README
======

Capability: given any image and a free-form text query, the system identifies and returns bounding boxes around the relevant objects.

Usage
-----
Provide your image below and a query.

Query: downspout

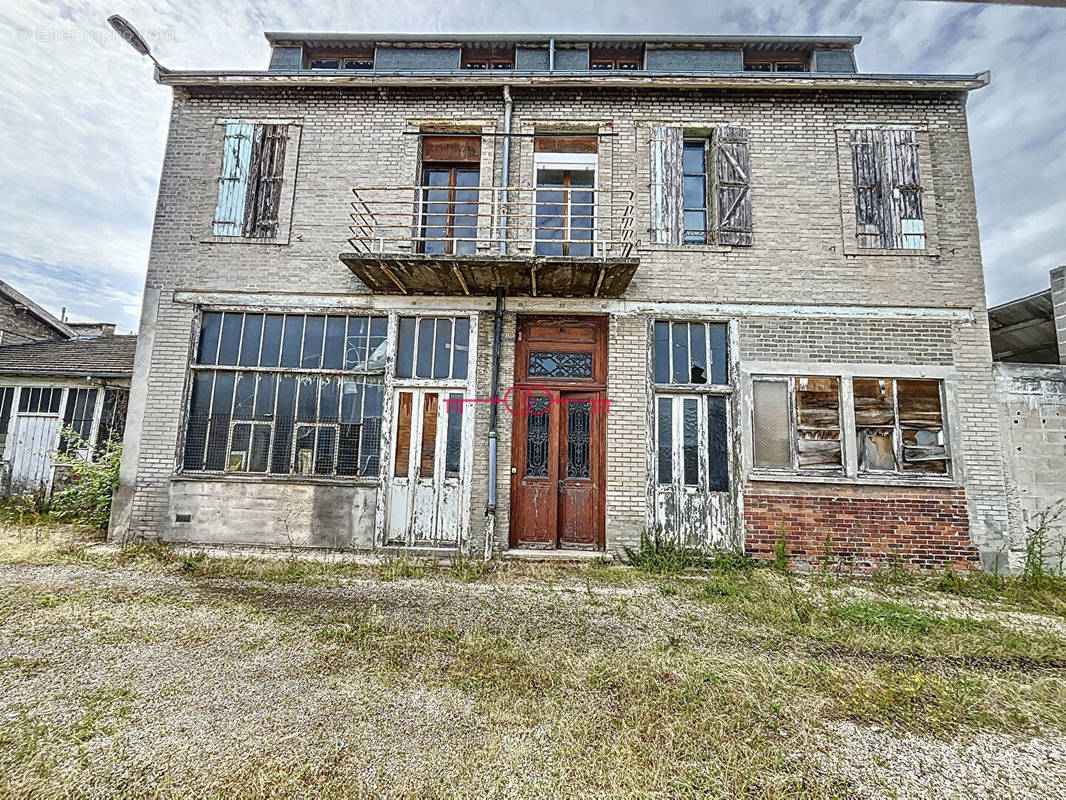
[485,85,513,560]
[549,38,555,72]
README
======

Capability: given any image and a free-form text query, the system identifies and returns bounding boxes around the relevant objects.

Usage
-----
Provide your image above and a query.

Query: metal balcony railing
[348,185,636,260]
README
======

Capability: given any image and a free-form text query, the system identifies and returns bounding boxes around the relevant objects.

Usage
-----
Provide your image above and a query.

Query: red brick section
[743,482,980,573]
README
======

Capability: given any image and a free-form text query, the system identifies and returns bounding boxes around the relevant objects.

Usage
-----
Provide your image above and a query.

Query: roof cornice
[157,70,989,92]
[263,32,864,46]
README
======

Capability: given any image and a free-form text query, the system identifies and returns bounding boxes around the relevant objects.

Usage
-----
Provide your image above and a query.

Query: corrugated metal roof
[988,289,1058,364]
[0,335,137,377]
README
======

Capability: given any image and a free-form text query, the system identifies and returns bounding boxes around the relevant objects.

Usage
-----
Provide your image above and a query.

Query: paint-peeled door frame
[644,317,743,551]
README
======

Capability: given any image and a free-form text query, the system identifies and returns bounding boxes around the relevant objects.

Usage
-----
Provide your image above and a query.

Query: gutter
[157,70,991,92]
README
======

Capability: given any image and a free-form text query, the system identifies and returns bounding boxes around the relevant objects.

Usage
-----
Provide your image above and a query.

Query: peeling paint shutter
[649,126,683,245]
[888,129,925,249]
[714,126,752,246]
[244,124,289,239]
[213,123,255,236]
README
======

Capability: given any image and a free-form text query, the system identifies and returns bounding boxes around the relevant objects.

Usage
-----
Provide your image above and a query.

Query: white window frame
[532,151,599,256]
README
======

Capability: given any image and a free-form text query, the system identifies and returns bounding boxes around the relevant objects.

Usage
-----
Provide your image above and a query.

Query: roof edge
[0,279,77,339]
[263,32,864,46]
[157,70,989,92]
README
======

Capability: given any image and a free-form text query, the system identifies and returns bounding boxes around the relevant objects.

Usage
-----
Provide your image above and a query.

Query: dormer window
[743,53,809,72]
[306,48,374,70]
[589,45,643,70]
[462,47,514,70]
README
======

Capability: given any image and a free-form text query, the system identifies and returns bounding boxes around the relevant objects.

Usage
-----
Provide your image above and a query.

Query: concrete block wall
[111,81,1009,568]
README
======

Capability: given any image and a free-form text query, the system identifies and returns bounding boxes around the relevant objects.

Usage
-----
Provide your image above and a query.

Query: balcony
[340,185,638,297]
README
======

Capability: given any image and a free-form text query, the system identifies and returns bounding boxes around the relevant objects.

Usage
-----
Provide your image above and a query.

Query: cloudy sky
[1,0,1064,331]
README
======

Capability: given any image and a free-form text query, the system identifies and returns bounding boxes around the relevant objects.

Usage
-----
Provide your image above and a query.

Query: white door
[386,388,463,547]
[654,394,733,550]
[10,415,62,494]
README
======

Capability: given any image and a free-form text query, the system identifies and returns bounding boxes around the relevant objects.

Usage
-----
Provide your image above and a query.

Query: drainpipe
[498,84,513,256]
[485,287,505,560]
[485,85,513,560]
[549,38,555,72]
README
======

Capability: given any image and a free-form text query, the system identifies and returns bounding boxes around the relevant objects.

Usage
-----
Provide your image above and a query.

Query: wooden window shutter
[714,126,752,246]
[649,125,683,245]
[244,124,289,239]
[850,129,885,248]
[213,123,255,236]
[888,129,925,249]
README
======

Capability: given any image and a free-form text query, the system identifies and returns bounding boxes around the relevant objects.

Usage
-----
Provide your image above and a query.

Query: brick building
[110,32,1010,571]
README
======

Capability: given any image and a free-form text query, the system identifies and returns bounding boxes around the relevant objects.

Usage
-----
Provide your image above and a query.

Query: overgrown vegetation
[622,527,757,575]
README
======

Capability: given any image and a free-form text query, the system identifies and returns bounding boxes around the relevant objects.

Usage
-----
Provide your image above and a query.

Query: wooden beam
[452,266,471,296]
[379,265,409,294]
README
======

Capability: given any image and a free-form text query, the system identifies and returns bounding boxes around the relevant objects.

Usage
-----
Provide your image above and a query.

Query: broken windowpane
[654,321,729,386]
[898,379,947,474]
[752,379,790,469]
[794,377,842,470]
[855,378,896,472]
[853,378,948,476]
[396,316,471,381]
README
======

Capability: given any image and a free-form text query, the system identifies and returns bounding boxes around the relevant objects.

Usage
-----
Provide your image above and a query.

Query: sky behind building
[1,0,1063,331]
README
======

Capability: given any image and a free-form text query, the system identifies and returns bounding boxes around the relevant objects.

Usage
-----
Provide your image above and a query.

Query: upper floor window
[850,129,926,250]
[653,321,728,386]
[650,126,752,247]
[212,123,289,238]
[743,54,809,72]
[419,135,481,255]
[461,46,514,70]
[396,317,470,381]
[533,135,598,257]
[306,48,374,70]
[589,46,643,70]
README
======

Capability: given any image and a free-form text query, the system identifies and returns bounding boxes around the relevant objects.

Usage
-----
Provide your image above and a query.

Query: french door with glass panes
[534,153,596,257]
[385,315,473,549]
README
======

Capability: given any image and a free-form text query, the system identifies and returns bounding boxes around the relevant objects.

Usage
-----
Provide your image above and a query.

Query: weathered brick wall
[744,482,978,572]
[0,296,65,346]
[112,82,1009,565]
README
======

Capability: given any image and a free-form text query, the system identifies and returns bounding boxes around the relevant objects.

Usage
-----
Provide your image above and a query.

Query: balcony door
[419,135,481,255]
[533,136,597,257]
[509,316,606,551]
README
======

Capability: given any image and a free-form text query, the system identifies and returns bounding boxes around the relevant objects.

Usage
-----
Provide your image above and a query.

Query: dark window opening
[589,45,643,70]
[462,47,514,70]
[683,139,710,244]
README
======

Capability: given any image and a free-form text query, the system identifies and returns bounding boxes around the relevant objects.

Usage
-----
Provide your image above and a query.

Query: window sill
[171,473,379,488]
[843,247,939,258]
[200,235,291,246]
[747,470,958,490]
[641,243,733,254]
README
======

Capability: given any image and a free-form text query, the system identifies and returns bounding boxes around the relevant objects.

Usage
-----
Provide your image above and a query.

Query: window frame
[750,375,844,475]
[836,126,939,257]
[745,366,957,485]
[682,137,712,245]
[202,119,302,246]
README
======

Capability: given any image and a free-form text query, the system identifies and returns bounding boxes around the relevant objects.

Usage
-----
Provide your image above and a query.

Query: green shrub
[622,529,755,575]
[49,436,121,530]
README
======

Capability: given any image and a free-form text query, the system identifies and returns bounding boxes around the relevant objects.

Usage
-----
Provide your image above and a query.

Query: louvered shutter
[850,129,886,248]
[714,126,752,246]
[213,123,255,236]
[887,129,925,249]
[244,124,289,239]
[649,126,683,245]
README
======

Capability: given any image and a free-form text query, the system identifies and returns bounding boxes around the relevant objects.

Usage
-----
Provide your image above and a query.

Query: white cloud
[0,0,1063,331]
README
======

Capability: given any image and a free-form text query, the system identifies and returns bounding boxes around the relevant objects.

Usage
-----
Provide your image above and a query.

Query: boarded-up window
[213,123,289,238]
[752,376,842,471]
[850,129,925,250]
[855,378,948,474]
[650,125,751,246]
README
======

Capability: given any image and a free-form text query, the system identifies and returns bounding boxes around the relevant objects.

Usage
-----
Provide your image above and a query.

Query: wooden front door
[509,317,606,551]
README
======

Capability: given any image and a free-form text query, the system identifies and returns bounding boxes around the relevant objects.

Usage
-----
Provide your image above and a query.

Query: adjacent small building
[0,281,135,496]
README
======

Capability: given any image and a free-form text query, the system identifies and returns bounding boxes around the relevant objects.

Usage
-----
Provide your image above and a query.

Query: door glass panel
[433,318,453,379]
[394,392,413,477]
[653,321,670,384]
[419,393,438,478]
[528,351,592,379]
[525,396,550,477]
[396,317,416,378]
[671,323,689,384]
[566,400,591,479]
[415,318,434,378]
[656,397,672,484]
[452,317,469,379]
[706,395,729,492]
[445,393,463,476]
[683,398,699,486]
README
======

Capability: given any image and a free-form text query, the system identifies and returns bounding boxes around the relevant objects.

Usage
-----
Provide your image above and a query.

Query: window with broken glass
[183,311,386,478]
[653,321,730,492]
[854,378,948,475]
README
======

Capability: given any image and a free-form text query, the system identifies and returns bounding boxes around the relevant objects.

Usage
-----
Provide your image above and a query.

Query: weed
[659,583,678,597]
[773,520,789,573]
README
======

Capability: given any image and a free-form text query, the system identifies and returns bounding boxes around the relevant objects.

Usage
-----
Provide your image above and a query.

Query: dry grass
[0,523,1065,798]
